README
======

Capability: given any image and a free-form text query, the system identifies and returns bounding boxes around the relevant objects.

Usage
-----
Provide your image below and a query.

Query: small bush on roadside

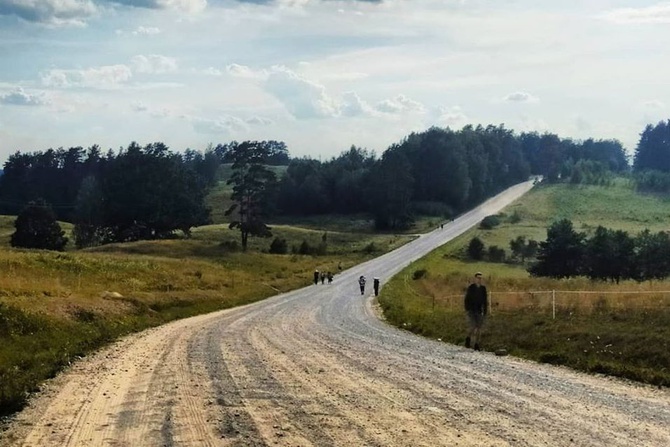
[467,237,485,260]
[479,215,502,230]
[269,237,288,254]
[413,268,428,280]
[487,245,506,263]
[363,242,378,254]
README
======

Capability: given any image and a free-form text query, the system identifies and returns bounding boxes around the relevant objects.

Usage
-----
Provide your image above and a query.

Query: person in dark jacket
[313,270,320,285]
[373,277,380,296]
[464,272,488,351]
[358,275,366,295]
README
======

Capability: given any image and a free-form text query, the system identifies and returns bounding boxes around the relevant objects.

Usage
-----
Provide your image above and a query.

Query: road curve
[3,180,670,447]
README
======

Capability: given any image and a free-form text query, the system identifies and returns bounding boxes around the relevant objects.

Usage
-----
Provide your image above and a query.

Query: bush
[467,237,485,260]
[11,199,68,251]
[363,242,378,254]
[298,240,312,255]
[487,245,506,263]
[412,268,428,280]
[508,210,522,224]
[269,237,288,254]
[219,240,239,251]
[479,215,502,230]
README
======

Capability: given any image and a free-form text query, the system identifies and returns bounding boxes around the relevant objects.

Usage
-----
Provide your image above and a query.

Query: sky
[0,0,669,162]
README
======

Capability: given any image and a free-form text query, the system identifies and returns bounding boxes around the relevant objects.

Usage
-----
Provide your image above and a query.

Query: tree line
[530,219,670,283]
[0,124,632,250]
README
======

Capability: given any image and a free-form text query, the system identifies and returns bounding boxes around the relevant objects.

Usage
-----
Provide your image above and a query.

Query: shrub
[412,268,428,280]
[508,210,522,224]
[487,245,506,263]
[269,237,288,254]
[299,240,312,255]
[11,199,68,251]
[479,215,502,230]
[363,242,378,254]
[467,237,485,260]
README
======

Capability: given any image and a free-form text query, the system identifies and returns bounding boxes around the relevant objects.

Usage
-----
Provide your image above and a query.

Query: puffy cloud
[0,0,97,26]
[132,26,161,36]
[375,94,425,114]
[108,0,207,14]
[265,65,340,118]
[41,64,133,88]
[503,91,539,103]
[601,3,670,24]
[341,91,373,117]
[131,55,178,74]
[246,116,274,125]
[435,105,468,128]
[191,115,249,134]
[226,63,268,80]
[0,87,51,106]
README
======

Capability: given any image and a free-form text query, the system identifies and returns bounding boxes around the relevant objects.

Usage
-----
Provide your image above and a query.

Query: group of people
[358,275,380,296]
[313,270,334,285]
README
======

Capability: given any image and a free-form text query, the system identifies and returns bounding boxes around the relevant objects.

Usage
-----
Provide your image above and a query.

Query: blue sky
[0,0,669,162]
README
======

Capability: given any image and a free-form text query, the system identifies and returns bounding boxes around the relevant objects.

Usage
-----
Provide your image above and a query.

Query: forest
[1,121,663,251]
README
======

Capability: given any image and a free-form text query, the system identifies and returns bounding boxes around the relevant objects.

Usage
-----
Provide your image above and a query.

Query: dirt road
[3,181,669,447]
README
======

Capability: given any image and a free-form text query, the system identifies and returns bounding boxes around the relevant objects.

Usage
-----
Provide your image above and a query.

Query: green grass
[379,178,670,386]
[0,218,415,418]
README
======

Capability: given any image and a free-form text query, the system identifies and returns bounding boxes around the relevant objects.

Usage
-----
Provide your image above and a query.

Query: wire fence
[400,273,670,319]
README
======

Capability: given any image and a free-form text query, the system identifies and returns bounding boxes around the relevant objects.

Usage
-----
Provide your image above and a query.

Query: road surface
[3,180,669,447]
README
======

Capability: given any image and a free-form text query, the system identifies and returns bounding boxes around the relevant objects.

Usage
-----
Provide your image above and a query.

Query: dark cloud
[0,0,96,25]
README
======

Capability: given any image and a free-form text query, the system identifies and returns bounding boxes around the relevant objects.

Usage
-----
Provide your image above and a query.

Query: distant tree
[509,235,527,262]
[583,226,616,281]
[523,239,539,262]
[269,237,288,254]
[487,245,506,262]
[467,237,485,261]
[11,199,68,251]
[634,121,670,173]
[634,230,670,282]
[528,219,585,278]
[371,148,414,230]
[72,175,105,248]
[225,141,279,251]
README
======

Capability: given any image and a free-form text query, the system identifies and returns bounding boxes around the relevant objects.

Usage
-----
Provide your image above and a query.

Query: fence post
[552,290,556,320]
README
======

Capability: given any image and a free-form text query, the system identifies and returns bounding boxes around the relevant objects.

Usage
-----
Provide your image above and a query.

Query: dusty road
[3,180,670,447]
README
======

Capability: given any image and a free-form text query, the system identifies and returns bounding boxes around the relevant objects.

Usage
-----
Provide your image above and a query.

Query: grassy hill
[379,178,670,386]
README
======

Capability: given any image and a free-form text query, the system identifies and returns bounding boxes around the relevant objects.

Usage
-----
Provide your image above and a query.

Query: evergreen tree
[528,219,585,278]
[11,199,68,251]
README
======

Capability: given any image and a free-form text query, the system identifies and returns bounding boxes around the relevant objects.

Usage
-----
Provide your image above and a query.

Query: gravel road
[3,180,669,447]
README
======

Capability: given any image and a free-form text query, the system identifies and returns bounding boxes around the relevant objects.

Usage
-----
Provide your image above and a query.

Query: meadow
[0,214,414,417]
[379,179,670,386]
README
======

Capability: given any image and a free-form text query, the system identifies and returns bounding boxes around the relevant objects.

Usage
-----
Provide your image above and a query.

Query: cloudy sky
[0,0,669,162]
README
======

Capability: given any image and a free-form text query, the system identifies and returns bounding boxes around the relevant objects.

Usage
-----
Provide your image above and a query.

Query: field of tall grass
[379,179,670,386]
[0,214,414,417]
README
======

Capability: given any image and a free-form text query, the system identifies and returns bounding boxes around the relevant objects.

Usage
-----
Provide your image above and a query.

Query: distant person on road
[321,271,326,285]
[358,275,366,295]
[314,270,320,285]
[464,272,488,351]
[373,277,380,296]
[327,272,333,284]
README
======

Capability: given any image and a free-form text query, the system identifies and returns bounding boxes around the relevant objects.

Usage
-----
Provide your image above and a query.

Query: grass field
[379,178,670,386]
[0,214,414,417]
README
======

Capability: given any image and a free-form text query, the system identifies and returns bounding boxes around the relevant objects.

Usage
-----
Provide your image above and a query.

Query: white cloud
[341,91,373,117]
[131,101,149,112]
[435,106,468,128]
[0,87,51,106]
[131,55,178,74]
[201,67,224,76]
[246,116,274,126]
[265,65,341,119]
[41,65,133,88]
[191,115,249,134]
[601,3,670,24]
[503,91,539,103]
[226,63,268,80]
[375,94,425,114]
[132,26,161,36]
[643,99,666,110]
[0,0,97,26]
[108,0,206,14]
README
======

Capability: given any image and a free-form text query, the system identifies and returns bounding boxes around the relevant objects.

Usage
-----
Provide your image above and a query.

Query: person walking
[373,277,380,296]
[313,270,320,285]
[464,272,488,351]
[358,275,366,295]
